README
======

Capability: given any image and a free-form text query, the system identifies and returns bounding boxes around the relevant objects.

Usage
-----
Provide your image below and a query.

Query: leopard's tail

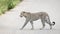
[51,21,55,26]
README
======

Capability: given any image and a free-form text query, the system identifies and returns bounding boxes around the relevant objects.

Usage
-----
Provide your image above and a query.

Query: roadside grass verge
[0,0,22,15]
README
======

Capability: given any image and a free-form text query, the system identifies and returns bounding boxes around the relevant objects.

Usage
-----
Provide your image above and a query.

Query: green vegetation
[0,0,22,15]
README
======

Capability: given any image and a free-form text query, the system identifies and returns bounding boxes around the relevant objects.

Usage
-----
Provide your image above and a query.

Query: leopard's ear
[22,11,26,13]
[23,11,25,13]
[27,12,30,15]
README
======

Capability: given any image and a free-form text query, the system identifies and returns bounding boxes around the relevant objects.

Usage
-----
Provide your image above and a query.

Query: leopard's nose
[20,16,22,17]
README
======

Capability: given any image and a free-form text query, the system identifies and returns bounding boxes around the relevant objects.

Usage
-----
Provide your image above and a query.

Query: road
[0,0,60,34]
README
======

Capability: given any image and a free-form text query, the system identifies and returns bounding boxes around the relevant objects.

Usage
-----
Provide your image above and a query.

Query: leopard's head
[20,11,30,17]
